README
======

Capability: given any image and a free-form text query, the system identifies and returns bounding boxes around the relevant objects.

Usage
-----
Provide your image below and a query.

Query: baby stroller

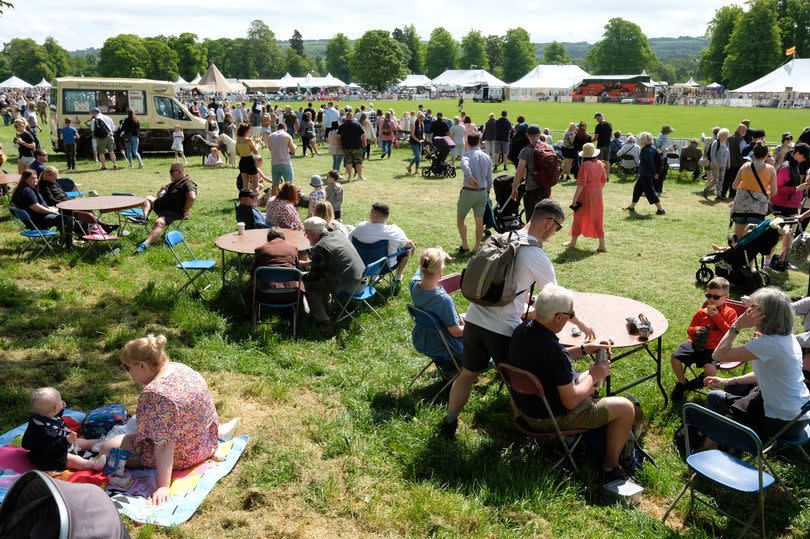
[421,136,456,178]
[487,175,526,234]
[695,217,797,292]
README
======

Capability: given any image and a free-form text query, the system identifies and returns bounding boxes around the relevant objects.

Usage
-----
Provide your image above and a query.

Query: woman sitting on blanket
[101,334,220,507]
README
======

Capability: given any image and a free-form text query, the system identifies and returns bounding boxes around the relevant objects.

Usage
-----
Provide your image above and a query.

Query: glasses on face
[556,311,575,319]
[705,293,726,300]
[547,217,563,232]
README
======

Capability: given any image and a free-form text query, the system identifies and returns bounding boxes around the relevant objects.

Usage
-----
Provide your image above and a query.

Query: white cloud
[2,0,747,51]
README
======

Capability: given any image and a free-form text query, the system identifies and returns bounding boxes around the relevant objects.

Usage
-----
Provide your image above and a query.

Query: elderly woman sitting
[100,334,221,506]
[707,287,810,440]
[265,181,303,230]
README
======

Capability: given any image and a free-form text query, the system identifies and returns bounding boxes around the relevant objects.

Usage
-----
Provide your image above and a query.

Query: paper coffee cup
[237,222,245,235]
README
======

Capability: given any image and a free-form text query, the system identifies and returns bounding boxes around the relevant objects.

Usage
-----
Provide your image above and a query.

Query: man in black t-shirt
[504,284,635,482]
[337,111,367,181]
[431,112,449,138]
[592,112,612,169]
[136,163,198,254]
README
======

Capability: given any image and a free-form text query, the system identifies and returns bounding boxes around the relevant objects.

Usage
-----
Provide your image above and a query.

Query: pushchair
[421,136,456,178]
[695,217,797,292]
[486,174,526,234]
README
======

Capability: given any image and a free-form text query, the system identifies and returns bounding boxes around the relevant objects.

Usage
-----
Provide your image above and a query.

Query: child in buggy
[696,217,797,292]
[421,136,457,178]
[485,175,526,235]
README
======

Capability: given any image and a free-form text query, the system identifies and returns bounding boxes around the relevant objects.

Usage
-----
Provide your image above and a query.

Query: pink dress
[130,363,219,470]
[570,159,607,238]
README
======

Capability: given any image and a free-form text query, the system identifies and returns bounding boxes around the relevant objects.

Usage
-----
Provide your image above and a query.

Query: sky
[3,0,747,51]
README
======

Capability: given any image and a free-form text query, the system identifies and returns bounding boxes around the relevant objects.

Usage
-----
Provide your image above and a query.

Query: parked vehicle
[473,86,509,102]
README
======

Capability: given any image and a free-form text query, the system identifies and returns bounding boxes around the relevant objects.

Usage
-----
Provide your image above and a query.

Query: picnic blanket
[0,409,249,526]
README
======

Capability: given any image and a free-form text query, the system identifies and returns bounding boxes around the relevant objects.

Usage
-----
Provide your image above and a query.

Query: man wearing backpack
[440,199,595,439]
[89,108,117,170]
[510,125,561,221]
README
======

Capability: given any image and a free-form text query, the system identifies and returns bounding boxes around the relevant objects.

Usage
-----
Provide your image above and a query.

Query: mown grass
[1,101,809,538]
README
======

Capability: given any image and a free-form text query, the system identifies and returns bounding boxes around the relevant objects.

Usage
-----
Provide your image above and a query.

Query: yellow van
[49,77,206,155]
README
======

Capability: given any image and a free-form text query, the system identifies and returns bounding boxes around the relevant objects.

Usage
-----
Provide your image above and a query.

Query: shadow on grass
[554,247,599,264]
[624,211,654,221]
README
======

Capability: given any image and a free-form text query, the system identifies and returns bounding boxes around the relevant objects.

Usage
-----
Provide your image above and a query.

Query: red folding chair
[497,363,589,473]
[438,272,461,294]
[73,211,120,260]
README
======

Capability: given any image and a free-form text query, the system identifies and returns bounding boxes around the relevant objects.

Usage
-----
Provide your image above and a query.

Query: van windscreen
[63,89,146,115]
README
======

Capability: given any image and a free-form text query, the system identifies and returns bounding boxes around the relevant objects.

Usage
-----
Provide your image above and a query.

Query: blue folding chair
[57,178,83,199]
[252,266,304,337]
[760,398,810,502]
[111,192,149,234]
[8,206,59,261]
[405,304,463,404]
[334,257,387,329]
[164,230,216,295]
[351,237,413,298]
[662,403,776,538]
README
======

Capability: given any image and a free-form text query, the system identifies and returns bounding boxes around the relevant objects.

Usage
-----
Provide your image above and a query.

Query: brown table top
[0,173,21,186]
[215,228,310,254]
[56,195,145,213]
[557,292,668,348]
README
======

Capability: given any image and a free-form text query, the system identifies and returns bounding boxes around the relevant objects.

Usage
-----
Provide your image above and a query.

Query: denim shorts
[271,163,294,183]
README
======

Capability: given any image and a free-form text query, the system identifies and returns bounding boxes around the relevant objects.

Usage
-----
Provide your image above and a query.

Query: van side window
[153,96,189,121]
[63,90,145,115]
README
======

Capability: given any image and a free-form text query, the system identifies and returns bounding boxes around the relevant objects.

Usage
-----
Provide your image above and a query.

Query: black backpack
[93,117,110,138]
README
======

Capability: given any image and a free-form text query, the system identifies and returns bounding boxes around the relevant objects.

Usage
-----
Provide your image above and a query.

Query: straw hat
[578,142,600,158]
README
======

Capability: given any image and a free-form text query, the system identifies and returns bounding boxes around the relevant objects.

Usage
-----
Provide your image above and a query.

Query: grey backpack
[460,231,539,306]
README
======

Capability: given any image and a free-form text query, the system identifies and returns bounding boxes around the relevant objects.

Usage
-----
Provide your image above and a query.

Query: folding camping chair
[8,206,60,262]
[497,363,589,473]
[57,177,83,199]
[112,191,149,234]
[351,237,413,298]
[404,304,463,404]
[686,299,749,390]
[252,266,304,337]
[759,398,810,502]
[662,403,776,538]
[438,272,461,294]
[164,230,216,295]
[72,210,120,260]
[334,257,387,329]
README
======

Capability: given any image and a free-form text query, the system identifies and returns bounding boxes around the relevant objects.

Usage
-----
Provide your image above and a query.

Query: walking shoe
[134,242,149,255]
[671,381,688,401]
[656,209,666,215]
[603,466,628,484]
[440,417,458,440]
[406,165,412,175]
[623,206,636,212]
[685,375,705,391]
[358,174,366,181]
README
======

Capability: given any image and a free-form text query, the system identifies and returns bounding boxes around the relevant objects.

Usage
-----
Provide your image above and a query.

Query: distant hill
[534,36,707,62]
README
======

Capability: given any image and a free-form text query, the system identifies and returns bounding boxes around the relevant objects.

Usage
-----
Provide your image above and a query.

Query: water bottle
[595,348,609,389]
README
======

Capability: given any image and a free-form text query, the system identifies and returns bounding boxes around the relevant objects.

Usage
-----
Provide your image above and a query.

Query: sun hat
[303,217,326,234]
[661,125,674,134]
[578,142,600,158]
[309,175,323,187]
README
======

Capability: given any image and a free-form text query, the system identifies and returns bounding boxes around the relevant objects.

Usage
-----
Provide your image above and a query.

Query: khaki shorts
[95,136,115,153]
[456,188,488,218]
[519,396,611,431]
[344,147,364,166]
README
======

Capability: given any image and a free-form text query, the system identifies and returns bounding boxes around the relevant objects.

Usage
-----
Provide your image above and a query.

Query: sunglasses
[547,217,563,232]
[705,293,726,300]
[557,311,575,319]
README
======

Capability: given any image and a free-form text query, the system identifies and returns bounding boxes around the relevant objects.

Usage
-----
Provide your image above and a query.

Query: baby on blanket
[21,387,104,472]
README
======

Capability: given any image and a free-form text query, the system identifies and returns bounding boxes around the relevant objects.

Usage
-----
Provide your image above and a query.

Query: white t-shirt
[268,130,292,165]
[349,221,409,268]
[745,334,810,421]
[465,233,557,337]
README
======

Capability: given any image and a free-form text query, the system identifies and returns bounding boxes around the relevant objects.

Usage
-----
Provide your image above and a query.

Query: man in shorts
[504,283,635,482]
[338,111,367,181]
[456,133,492,254]
[439,199,596,439]
[89,108,118,170]
[267,123,296,186]
[510,125,549,221]
[135,164,197,254]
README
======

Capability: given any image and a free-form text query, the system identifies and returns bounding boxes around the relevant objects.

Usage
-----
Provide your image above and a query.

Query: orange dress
[570,159,607,238]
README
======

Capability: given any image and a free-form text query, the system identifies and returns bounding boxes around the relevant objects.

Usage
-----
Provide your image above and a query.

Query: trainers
[135,242,149,255]
[440,417,458,440]
[685,375,705,390]
[671,381,688,401]
[656,209,666,215]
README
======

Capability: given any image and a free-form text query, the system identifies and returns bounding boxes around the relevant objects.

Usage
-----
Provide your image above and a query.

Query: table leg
[221,249,226,288]
[654,336,668,407]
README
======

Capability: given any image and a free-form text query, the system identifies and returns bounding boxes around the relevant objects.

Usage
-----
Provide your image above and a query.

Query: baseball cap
[303,217,326,233]
[239,188,257,198]
[91,107,100,114]
[593,112,603,118]
[527,124,542,135]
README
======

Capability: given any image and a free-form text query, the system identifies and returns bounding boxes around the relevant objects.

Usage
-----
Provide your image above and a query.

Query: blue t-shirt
[409,270,463,363]
[60,126,78,145]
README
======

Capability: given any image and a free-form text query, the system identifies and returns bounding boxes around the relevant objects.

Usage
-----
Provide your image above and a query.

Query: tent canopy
[191,62,238,93]
[36,78,52,88]
[0,75,33,89]
[431,69,506,89]
[509,64,590,90]
[189,73,202,84]
[706,82,724,89]
[398,74,433,87]
[730,59,810,93]
[672,77,702,88]
[175,75,188,85]
[276,72,345,89]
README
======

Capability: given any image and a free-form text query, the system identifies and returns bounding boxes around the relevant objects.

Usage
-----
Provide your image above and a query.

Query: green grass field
[2,101,810,538]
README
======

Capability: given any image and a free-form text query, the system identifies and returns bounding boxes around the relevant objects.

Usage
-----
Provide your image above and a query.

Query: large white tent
[509,64,590,98]
[431,69,506,90]
[672,77,702,89]
[730,59,810,94]
[275,72,345,89]
[36,78,52,88]
[398,74,432,88]
[0,75,33,89]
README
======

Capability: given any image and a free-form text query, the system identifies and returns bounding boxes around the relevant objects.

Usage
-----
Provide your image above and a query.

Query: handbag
[749,163,772,215]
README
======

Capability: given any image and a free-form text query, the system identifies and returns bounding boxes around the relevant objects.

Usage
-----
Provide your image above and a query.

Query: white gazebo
[509,64,590,98]
[672,77,702,89]
[706,82,724,89]
[398,74,433,88]
[729,59,810,94]
[189,73,202,84]
[430,69,506,90]
[0,75,33,89]
[36,78,52,88]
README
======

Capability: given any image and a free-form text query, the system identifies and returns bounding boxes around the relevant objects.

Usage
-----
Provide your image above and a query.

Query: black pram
[486,175,526,234]
[421,136,456,178]
[696,218,796,292]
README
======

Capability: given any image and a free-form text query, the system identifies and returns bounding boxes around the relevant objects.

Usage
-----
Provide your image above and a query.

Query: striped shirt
[460,147,494,190]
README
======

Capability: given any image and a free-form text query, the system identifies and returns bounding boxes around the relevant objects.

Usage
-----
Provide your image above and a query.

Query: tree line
[1,2,808,90]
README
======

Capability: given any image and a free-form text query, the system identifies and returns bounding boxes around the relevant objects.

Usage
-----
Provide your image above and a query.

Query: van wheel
[77,136,94,158]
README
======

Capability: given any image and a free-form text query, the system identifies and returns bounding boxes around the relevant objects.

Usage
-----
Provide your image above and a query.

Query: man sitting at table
[136,163,197,254]
[31,148,48,177]
[503,283,636,483]
[243,227,303,307]
[236,188,271,230]
[349,202,415,294]
[301,216,364,334]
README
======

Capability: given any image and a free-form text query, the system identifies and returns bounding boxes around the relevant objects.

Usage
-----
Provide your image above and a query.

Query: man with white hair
[301,216,365,333]
[505,283,636,482]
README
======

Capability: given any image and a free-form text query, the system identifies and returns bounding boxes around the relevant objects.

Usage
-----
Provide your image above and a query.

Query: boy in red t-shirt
[671,277,737,400]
